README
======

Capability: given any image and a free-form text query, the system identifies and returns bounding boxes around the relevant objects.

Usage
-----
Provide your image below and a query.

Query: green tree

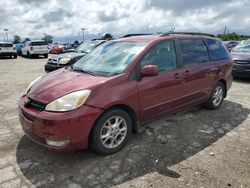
[24,37,31,42]
[13,35,21,44]
[42,34,53,44]
[102,33,113,40]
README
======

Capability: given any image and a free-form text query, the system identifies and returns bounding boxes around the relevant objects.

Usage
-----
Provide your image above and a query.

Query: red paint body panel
[19,95,103,151]
[18,35,233,151]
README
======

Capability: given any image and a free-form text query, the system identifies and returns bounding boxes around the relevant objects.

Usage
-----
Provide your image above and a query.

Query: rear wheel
[204,82,225,110]
[90,109,132,155]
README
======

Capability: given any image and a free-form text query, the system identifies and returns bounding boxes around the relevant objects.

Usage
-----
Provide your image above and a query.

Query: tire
[90,109,132,155]
[204,82,225,110]
[44,54,48,58]
[27,51,31,58]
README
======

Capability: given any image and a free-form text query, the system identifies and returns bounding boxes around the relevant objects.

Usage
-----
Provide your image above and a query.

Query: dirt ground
[0,56,249,188]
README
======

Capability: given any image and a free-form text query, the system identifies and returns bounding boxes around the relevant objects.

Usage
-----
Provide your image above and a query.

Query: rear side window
[179,39,210,66]
[0,43,13,47]
[30,42,48,46]
[205,39,229,61]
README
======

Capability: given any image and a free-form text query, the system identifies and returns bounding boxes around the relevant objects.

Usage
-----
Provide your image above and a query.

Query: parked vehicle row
[19,32,233,155]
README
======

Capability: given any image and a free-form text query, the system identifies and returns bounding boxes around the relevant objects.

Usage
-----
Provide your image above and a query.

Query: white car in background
[0,42,17,58]
[21,40,49,58]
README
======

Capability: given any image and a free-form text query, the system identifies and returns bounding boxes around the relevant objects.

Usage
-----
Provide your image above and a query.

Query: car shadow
[0,56,16,60]
[21,55,47,59]
[16,100,249,187]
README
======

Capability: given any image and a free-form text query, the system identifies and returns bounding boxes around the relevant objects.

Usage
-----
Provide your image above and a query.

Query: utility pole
[223,26,227,35]
[81,28,85,42]
[4,29,8,42]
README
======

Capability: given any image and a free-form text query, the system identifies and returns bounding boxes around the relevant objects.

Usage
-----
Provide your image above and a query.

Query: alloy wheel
[100,116,128,149]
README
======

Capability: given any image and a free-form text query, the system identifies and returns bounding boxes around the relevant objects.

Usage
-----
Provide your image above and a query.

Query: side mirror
[141,64,159,77]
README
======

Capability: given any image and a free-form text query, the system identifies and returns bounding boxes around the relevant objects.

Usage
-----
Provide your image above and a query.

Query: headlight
[58,58,71,65]
[26,76,42,94]
[45,90,91,112]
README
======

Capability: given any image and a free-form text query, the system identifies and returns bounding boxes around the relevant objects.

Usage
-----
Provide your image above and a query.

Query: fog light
[45,139,69,147]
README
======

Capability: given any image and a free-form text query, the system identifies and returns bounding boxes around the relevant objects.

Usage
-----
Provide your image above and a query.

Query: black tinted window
[179,39,209,66]
[0,43,13,47]
[140,41,177,72]
[206,39,229,60]
[30,42,48,46]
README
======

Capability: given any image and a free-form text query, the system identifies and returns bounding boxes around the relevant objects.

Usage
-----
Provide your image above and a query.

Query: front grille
[47,58,58,65]
[26,99,46,111]
[234,60,250,64]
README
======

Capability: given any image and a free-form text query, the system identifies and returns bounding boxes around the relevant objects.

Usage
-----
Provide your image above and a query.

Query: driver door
[137,40,183,123]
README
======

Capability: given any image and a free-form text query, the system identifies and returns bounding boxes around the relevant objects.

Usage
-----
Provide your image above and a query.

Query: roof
[115,32,216,43]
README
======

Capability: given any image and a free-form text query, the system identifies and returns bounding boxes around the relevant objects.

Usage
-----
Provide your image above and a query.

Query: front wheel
[204,82,225,110]
[90,109,132,155]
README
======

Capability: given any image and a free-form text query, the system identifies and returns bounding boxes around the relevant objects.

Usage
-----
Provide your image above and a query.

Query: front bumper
[233,63,250,78]
[44,63,65,72]
[18,95,103,152]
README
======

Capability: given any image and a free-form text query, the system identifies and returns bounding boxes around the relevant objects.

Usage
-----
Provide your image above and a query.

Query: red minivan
[18,32,233,155]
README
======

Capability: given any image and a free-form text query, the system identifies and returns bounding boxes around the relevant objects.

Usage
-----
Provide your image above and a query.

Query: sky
[0,0,249,42]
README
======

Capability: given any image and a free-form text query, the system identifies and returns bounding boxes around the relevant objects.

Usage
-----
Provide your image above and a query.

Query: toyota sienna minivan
[18,32,233,155]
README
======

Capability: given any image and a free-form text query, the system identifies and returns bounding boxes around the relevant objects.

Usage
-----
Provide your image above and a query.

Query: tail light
[30,46,33,51]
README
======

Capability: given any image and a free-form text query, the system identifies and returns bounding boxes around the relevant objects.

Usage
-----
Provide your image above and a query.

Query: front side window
[73,41,147,76]
[179,39,210,66]
[140,41,177,72]
[206,39,229,60]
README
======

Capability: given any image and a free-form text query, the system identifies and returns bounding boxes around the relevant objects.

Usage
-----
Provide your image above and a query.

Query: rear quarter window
[30,42,48,46]
[205,39,229,61]
[179,39,210,66]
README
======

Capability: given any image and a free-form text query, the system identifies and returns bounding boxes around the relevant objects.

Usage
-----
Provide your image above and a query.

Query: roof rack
[122,33,153,38]
[160,32,215,38]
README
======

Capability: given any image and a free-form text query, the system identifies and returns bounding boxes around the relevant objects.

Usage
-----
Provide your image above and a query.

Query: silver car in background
[231,43,250,78]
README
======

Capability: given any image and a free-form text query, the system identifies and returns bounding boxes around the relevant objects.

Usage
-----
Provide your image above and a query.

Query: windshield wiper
[73,68,98,76]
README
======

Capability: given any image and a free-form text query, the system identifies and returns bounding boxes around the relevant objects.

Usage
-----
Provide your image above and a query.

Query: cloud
[42,9,73,23]
[0,0,249,42]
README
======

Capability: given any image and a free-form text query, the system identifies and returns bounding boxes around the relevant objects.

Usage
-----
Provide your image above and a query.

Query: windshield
[73,41,147,76]
[233,44,250,52]
[76,42,98,53]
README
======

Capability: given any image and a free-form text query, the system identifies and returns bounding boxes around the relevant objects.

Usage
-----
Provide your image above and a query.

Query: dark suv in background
[45,40,105,72]
[19,32,233,155]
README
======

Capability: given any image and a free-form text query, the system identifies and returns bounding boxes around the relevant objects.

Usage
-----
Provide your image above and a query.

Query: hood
[50,52,86,60]
[231,51,250,61]
[27,68,114,104]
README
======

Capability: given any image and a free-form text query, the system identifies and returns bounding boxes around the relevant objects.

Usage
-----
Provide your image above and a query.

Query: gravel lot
[0,56,249,188]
